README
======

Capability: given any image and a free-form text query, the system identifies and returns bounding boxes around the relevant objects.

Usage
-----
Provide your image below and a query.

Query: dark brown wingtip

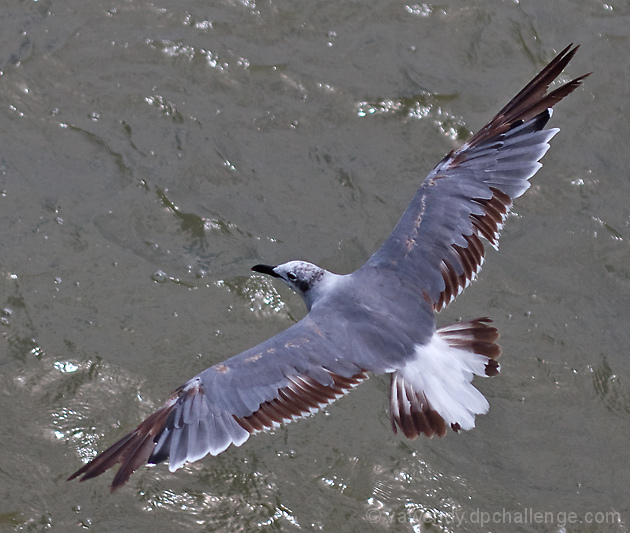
[496,44,578,119]
[67,399,177,492]
[463,44,588,150]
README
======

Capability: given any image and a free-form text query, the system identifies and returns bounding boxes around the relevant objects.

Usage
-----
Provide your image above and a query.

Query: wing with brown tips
[68,311,383,491]
[364,45,589,311]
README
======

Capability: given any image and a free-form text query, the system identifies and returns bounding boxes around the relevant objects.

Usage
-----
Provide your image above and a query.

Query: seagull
[68,45,588,491]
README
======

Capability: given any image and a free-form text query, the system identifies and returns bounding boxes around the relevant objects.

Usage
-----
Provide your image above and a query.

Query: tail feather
[390,318,501,439]
[438,318,501,376]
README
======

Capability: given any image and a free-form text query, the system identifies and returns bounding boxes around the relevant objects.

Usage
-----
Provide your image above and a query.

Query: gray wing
[363,44,589,311]
[67,302,412,491]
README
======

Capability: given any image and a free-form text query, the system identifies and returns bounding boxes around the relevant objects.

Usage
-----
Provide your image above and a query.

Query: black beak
[251,264,280,278]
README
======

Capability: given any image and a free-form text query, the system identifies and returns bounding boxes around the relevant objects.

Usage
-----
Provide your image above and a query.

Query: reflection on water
[355,93,471,142]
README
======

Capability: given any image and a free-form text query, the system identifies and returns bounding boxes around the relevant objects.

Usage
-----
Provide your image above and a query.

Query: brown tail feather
[437,317,501,376]
[390,373,449,438]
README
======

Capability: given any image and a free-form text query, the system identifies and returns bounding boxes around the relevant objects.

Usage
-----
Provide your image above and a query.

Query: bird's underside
[68,45,589,491]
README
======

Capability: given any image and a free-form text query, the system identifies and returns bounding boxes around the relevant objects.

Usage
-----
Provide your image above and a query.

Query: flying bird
[68,45,588,491]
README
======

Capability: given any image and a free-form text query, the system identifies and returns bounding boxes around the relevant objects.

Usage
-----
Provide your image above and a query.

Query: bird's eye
[287,272,297,282]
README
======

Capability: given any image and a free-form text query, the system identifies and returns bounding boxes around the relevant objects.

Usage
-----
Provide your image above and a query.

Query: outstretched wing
[363,44,589,311]
[68,301,410,491]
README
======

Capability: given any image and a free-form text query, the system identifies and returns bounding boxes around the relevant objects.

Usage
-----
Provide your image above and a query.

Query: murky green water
[1,1,628,531]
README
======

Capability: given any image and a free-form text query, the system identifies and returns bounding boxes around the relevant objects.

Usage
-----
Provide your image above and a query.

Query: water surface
[1,1,627,531]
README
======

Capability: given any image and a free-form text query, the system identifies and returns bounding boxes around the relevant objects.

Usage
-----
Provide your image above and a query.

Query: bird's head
[252,260,337,310]
[252,260,324,294]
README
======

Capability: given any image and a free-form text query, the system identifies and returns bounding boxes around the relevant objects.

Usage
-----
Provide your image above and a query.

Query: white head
[251,260,337,310]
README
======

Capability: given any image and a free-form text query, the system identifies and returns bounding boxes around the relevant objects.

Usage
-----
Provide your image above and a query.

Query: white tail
[390,318,501,438]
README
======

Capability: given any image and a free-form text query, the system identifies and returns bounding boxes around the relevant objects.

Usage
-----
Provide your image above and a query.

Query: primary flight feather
[68,44,589,491]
